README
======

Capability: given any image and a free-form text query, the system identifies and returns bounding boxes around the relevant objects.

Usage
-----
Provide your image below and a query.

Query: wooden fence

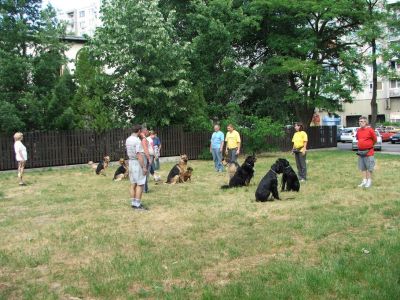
[0,126,336,171]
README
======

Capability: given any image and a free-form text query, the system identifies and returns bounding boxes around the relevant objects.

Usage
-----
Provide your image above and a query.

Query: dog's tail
[220,185,230,189]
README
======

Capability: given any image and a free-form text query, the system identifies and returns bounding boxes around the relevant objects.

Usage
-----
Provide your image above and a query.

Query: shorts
[129,159,146,185]
[358,156,375,172]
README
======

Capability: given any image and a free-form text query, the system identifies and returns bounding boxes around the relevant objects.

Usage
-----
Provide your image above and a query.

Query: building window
[390,80,400,89]
[79,11,85,18]
[80,21,86,29]
[369,81,382,91]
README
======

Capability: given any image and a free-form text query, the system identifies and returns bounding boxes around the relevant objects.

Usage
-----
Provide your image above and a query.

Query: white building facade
[59,0,102,37]
[337,0,400,126]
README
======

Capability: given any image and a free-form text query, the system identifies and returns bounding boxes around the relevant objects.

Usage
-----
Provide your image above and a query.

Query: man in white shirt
[126,125,148,210]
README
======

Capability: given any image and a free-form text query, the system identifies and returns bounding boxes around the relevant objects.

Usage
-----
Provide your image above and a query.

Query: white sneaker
[358,179,367,187]
[364,179,372,188]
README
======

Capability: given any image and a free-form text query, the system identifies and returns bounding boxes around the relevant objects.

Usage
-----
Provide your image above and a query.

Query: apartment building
[59,1,102,37]
[337,0,400,127]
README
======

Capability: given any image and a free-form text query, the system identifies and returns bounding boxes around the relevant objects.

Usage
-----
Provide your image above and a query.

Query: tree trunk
[370,38,378,129]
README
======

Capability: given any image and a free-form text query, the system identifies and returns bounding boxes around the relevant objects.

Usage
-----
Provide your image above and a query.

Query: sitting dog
[221,155,256,189]
[166,154,189,184]
[182,167,193,182]
[280,158,300,192]
[113,158,129,181]
[255,159,286,201]
[222,157,240,179]
[88,155,110,176]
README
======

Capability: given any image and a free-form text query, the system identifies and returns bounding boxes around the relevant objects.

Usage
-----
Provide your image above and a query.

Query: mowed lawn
[0,150,399,300]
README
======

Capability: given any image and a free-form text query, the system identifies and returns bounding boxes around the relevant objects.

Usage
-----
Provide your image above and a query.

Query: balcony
[389,89,400,98]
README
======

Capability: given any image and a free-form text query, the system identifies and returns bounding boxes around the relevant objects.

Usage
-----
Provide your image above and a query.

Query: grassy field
[0,150,399,300]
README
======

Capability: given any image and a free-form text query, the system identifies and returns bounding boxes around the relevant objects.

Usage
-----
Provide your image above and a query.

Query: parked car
[340,127,358,143]
[336,127,344,142]
[376,128,395,142]
[390,133,400,144]
[352,129,382,151]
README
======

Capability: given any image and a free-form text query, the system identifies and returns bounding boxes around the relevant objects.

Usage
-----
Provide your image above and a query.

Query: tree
[246,0,366,127]
[0,0,68,132]
[73,47,115,130]
[91,0,191,127]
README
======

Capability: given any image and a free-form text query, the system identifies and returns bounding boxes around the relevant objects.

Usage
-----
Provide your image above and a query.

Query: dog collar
[285,166,291,169]
[270,169,277,175]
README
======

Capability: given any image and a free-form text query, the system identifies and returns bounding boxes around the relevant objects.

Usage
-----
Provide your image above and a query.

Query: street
[337,141,400,154]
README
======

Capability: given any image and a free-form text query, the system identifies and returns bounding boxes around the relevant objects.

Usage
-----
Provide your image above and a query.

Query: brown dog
[182,166,193,182]
[113,158,129,181]
[88,155,110,175]
[166,154,189,184]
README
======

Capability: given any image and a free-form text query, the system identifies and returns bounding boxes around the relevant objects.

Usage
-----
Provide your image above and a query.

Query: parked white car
[352,129,382,151]
[340,127,358,143]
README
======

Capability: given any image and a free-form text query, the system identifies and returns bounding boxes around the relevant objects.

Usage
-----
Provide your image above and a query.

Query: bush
[197,147,213,160]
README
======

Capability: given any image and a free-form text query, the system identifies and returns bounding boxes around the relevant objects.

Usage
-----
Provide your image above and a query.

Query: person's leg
[364,156,375,188]
[134,184,143,202]
[229,148,237,163]
[216,149,224,172]
[154,158,160,170]
[358,157,368,187]
[18,161,25,185]
[299,153,307,180]
[294,153,302,180]
[143,156,149,192]
[211,148,218,171]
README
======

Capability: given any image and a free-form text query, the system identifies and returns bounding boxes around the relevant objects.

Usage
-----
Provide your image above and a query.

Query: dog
[88,156,110,175]
[222,157,240,179]
[280,158,300,192]
[166,154,189,184]
[221,155,256,189]
[182,167,193,182]
[255,159,286,201]
[113,158,129,181]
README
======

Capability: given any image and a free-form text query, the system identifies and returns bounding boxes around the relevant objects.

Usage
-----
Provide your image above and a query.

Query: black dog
[255,159,285,201]
[280,158,300,192]
[221,155,256,189]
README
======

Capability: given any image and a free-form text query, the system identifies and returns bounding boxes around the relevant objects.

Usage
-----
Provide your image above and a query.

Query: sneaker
[364,180,372,188]
[358,180,367,187]
[19,182,26,186]
[300,179,306,182]
[132,204,149,211]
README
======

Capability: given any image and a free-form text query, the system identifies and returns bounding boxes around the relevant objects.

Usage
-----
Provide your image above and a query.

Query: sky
[43,0,101,12]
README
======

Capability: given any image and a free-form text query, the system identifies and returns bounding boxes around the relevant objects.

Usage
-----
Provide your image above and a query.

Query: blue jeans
[227,148,238,164]
[211,148,224,172]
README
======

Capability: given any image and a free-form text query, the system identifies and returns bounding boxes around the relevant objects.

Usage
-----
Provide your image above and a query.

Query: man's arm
[141,139,150,161]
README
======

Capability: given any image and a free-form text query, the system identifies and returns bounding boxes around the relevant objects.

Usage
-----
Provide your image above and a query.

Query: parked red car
[377,128,395,142]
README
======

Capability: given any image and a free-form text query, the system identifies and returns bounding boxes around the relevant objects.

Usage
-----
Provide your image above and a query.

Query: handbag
[356,149,370,157]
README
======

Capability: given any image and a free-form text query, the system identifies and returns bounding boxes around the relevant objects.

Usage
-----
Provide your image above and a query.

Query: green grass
[0,151,399,299]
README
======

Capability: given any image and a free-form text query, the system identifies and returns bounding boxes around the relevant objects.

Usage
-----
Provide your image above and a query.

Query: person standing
[292,122,308,182]
[356,116,377,188]
[210,124,225,172]
[225,124,241,163]
[126,125,148,210]
[152,131,162,170]
[140,127,151,193]
[13,132,28,186]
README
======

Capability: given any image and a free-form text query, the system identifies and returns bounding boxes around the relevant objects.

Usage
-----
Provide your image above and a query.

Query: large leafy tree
[246,0,366,127]
[0,0,68,132]
[91,0,192,127]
